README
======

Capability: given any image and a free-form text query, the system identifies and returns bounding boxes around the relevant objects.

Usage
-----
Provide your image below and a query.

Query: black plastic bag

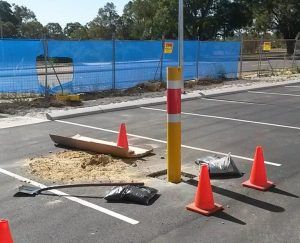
[104,185,158,205]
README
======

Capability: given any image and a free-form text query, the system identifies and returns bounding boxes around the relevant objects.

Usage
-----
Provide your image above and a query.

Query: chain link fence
[0,39,241,96]
[239,39,300,78]
[2,38,300,98]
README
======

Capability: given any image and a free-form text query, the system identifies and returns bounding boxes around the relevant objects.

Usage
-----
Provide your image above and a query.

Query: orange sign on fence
[164,42,174,54]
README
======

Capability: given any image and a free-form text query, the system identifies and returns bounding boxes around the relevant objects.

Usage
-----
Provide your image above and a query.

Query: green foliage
[87,2,120,39]
[251,0,300,38]
[0,21,17,37]
[45,23,64,39]
[64,22,88,39]
[0,1,18,25]
[215,0,252,39]
[13,5,36,24]
[251,0,300,53]
[19,21,45,38]
[0,0,299,42]
[119,0,160,39]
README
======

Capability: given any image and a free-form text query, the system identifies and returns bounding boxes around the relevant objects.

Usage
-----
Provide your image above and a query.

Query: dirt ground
[0,96,82,115]
[26,150,147,183]
[1,72,300,117]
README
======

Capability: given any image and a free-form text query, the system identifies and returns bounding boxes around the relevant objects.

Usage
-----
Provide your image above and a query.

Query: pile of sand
[27,150,144,183]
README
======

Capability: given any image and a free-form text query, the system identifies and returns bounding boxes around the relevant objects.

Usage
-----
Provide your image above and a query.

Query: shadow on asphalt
[268,187,299,198]
[213,211,246,225]
[185,179,285,213]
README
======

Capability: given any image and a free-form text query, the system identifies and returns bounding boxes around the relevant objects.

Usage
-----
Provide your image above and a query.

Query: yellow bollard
[167,67,182,183]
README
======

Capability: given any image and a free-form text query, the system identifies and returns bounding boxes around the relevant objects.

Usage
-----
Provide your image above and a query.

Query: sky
[6,0,128,27]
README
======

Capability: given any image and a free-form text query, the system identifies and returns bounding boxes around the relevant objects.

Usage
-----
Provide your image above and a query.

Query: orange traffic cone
[117,123,129,150]
[0,219,13,243]
[186,164,223,216]
[242,146,275,191]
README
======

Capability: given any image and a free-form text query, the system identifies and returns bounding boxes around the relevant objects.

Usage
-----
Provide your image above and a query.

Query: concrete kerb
[202,79,300,98]
[46,79,300,121]
[0,113,9,118]
[46,92,201,120]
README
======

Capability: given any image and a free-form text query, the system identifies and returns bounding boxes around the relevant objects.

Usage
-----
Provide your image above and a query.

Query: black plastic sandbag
[195,153,242,177]
[104,185,158,205]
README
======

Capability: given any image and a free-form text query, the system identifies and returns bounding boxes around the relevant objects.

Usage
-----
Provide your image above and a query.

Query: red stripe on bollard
[167,89,181,114]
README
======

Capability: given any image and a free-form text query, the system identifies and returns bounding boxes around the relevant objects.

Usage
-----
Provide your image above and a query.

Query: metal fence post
[196,37,200,80]
[112,33,116,91]
[257,38,263,77]
[160,37,165,81]
[42,38,49,97]
[292,33,300,69]
[239,35,244,79]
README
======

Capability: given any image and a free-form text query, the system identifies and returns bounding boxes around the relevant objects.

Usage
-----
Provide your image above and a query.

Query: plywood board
[50,134,153,158]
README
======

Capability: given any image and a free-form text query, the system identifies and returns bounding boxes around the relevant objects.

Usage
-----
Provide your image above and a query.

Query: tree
[252,0,300,53]
[13,5,36,24]
[87,2,120,39]
[118,2,135,39]
[215,0,252,40]
[0,1,18,25]
[0,21,17,37]
[151,0,178,39]
[119,0,160,39]
[64,22,88,39]
[183,0,219,40]
[19,21,45,38]
[118,0,252,40]
[45,23,64,39]
[0,2,38,38]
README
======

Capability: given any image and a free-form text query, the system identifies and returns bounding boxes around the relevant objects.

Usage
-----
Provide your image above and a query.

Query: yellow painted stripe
[167,122,181,183]
[167,67,182,81]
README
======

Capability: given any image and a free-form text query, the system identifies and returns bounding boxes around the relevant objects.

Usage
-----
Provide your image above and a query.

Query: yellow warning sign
[164,42,174,54]
[263,42,271,52]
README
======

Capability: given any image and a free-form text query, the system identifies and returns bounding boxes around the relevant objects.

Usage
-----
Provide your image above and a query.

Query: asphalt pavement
[0,82,299,242]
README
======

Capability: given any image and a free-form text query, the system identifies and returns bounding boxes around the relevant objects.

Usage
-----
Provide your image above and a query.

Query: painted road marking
[248,91,300,97]
[0,167,139,225]
[201,98,268,106]
[0,117,48,129]
[55,120,282,167]
[285,85,300,88]
[141,107,300,131]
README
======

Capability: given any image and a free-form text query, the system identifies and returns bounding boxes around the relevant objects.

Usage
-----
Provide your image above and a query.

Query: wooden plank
[50,134,153,158]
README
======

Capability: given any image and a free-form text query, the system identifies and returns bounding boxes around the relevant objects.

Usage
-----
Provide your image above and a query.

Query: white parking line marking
[201,98,267,106]
[55,120,282,167]
[248,91,300,97]
[0,167,139,225]
[285,85,300,88]
[141,107,300,131]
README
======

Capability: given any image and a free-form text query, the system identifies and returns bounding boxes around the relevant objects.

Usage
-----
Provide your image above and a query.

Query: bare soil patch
[0,96,82,115]
[26,150,146,183]
[2,73,300,117]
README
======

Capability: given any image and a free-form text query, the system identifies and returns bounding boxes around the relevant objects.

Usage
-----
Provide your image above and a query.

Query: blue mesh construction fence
[47,40,113,93]
[0,39,44,93]
[0,39,241,94]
